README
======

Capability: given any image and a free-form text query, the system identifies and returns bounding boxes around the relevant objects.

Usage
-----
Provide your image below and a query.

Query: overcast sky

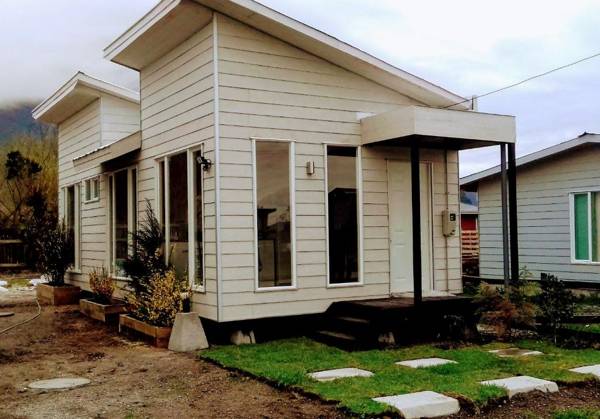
[2,0,599,176]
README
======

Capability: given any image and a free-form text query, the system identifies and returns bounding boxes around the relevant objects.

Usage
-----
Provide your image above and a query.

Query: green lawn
[201,338,600,416]
[554,408,600,419]
[565,324,600,334]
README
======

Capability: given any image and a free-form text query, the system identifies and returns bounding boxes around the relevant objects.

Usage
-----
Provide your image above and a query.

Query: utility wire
[444,50,600,109]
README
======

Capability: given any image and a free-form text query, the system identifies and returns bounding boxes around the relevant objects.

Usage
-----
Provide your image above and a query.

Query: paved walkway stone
[488,348,543,357]
[373,391,460,418]
[397,358,457,368]
[309,368,373,382]
[28,378,91,390]
[481,376,558,398]
[570,365,600,378]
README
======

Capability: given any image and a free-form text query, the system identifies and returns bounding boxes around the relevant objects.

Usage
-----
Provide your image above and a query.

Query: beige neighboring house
[33,0,516,324]
[461,132,600,285]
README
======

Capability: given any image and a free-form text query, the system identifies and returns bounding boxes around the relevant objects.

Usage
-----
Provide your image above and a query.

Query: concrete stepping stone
[373,391,460,418]
[28,377,90,390]
[309,368,373,382]
[481,376,558,398]
[569,365,600,378]
[397,358,457,369]
[488,348,543,358]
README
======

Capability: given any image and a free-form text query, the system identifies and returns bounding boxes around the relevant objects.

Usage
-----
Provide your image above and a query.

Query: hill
[0,102,56,144]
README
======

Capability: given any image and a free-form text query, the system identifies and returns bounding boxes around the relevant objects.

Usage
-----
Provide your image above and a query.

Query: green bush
[35,222,74,286]
[538,273,575,344]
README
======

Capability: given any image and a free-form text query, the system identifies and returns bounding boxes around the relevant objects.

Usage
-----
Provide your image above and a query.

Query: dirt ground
[0,283,599,419]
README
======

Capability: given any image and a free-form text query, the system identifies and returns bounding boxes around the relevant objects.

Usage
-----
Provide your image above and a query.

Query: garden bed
[79,298,127,324]
[202,338,600,416]
[36,283,80,305]
[118,314,171,348]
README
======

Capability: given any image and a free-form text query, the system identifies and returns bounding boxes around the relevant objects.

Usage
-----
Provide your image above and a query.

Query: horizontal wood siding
[101,96,140,145]
[215,14,460,321]
[138,22,218,320]
[478,145,600,283]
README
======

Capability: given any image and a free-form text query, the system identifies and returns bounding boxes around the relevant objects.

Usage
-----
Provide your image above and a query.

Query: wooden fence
[0,239,25,268]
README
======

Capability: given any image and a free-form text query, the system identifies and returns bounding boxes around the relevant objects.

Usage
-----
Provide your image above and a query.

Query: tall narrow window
[168,152,188,279]
[572,192,600,262]
[255,141,292,288]
[192,150,204,288]
[327,146,359,284]
[110,168,137,277]
[65,184,80,269]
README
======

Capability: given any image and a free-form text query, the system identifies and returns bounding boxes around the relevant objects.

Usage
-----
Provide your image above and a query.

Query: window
[157,148,205,290]
[326,146,359,284]
[254,140,294,289]
[110,168,137,277]
[64,184,80,270]
[84,177,100,202]
[571,192,600,263]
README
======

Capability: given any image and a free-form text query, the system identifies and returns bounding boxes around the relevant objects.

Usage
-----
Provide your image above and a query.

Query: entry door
[387,160,433,294]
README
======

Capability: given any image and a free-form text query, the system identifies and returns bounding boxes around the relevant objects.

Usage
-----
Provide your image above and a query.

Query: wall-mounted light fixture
[306,161,315,176]
[196,155,213,172]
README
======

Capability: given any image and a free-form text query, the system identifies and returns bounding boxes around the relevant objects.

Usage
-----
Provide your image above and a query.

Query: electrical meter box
[442,210,458,237]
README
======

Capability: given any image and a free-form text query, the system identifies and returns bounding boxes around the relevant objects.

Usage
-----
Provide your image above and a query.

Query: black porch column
[411,143,422,306]
[507,143,519,283]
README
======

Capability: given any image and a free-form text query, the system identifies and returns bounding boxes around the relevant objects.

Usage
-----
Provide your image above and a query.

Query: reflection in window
[256,141,292,288]
[65,185,78,267]
[193,151,204,288]
[113,170,129,276]
[573,192,600,262]
[168,153,189,280]
[327,146,359,284]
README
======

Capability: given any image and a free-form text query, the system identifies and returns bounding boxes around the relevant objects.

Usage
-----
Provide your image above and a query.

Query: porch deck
[316,295,478,350]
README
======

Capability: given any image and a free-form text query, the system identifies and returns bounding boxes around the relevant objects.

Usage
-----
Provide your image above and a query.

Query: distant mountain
[0,102,56,144]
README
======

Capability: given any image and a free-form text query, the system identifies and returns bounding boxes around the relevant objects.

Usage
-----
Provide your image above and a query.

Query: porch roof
[72,131,141,171]
[360,105,516,150]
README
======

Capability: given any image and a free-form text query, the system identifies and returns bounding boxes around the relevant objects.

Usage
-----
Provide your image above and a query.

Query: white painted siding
[478,145,600,283]
[100,96,140,145]
[214,14,461,321]
[137,22,218,319]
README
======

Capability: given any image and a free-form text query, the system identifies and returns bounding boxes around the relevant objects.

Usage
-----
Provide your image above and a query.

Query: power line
[444,50,600,109]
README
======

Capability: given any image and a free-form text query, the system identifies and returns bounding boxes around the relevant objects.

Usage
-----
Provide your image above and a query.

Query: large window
[571,192,600,263]
[326,146,359,284]
[64,184,80,270]
[110,168,137,277]
[255,140,294,289]
[157,148,205,289]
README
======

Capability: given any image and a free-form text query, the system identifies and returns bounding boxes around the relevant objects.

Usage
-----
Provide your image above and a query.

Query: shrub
[35,222,74,286]
[538,273,575,344]
[126,269,187,327]
[89,267,115,304]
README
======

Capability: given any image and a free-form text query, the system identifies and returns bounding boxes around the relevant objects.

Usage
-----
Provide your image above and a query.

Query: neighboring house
[461,132,600,286]
[460,201,479,276]
[33,0,516,324]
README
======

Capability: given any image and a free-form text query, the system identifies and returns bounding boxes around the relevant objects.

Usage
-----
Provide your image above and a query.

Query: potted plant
[79,267,127,323]
[117,202,188,347]
[35,223,80,305]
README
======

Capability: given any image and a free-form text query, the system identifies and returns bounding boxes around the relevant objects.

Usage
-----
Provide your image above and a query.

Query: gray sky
[2,0,599,176]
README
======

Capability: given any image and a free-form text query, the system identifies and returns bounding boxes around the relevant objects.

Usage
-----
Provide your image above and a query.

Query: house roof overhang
[360,105,516,150]
[32,72,140,125]
[104,0,470,109]
[72,131,142,171]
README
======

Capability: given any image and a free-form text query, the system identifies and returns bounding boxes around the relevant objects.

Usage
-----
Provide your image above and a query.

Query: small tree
[35,223,74,286]
[538,273,575,344]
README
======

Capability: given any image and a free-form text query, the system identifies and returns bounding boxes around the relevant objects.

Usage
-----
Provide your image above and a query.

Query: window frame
[252,138,297,292]
[108,166,138,280]
[569,190,600,265]
[324,144,364,288]
[64,183,81,273]
[83,176,100,203]
[155,146,206,292]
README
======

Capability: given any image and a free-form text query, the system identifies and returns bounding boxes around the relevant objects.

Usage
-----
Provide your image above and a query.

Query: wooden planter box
[36,283,80,305]
[119,314,172,348]
[80,298,128,324]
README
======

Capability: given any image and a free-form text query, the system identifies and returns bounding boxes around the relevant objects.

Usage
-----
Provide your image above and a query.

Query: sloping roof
[460,132,600,186]
[104,0,470,109]
[73,131,142,170]
[32,72,140,124]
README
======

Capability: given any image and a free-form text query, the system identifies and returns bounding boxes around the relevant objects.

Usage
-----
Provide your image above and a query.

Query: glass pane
[114,170,129,275]
[327,147,359,284]
[169,153,188,279]
[93,178,99,199]
[193,152,204,287]
[159,161,166,238]
[85,180,91,201]
[256,141,291,288]
[66,186,76,265]
[593,192,600,262]
[574,193,590,261]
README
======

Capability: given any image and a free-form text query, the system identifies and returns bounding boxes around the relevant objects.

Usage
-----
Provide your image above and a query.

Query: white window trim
[252,139,297,292]
[109,166,138,280]
[83,176,100,203]
[569,191,600,265]
[324,144,364,288]
[156,147,207,292]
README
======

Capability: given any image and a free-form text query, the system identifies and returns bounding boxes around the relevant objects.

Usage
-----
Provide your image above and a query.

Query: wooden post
[411,143,422,306]
[507,143,519,283]
[500,144,510,288]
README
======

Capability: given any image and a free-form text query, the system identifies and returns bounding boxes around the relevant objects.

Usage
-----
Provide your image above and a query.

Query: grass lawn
[554,408,600,419]
[202,338,600,416]
[565,324,600,334]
